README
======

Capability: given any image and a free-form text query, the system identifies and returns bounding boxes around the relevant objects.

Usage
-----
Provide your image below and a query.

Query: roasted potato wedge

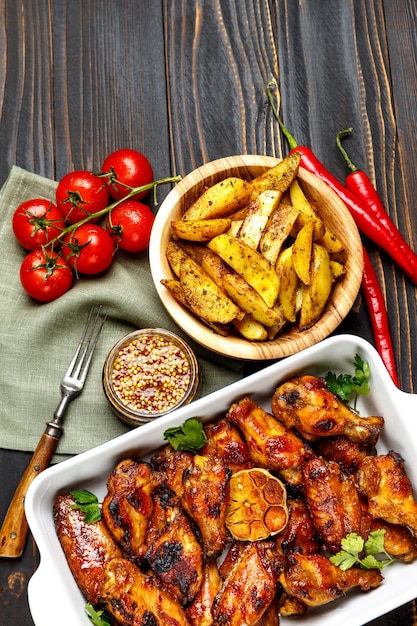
[222,273,283,327]
[292,220,315,285]
[316,227,345,254]
[299,243,333,330]
[171,218,232,242]
[290,179,325,239]
[259,204,300,264]
[232,314,269,342]
[236,190,281,249]
[166,240,191,276]
[249,152,301,199]
[208,233,279,308]
[182,177,252,221]
[180,256,240,324]
[276,246,299,323]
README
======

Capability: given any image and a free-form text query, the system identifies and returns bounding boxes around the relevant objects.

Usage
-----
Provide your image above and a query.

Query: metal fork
[0,305,106,558]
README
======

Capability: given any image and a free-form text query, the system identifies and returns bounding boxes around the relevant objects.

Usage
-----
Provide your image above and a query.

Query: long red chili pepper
[361,246,399,385]
[336,127,417,280]
[266,81,417,284]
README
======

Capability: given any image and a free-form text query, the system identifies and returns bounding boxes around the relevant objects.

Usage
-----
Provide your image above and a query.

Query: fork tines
[66,305,107,383]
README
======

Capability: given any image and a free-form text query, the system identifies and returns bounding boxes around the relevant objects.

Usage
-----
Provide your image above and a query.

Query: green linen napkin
[0,166,244,461]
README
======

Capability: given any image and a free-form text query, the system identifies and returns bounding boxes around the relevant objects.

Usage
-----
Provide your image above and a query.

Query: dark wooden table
[1,1,416,624]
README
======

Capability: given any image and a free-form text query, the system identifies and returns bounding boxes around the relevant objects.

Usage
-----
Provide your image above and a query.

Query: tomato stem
[47,175,181,248]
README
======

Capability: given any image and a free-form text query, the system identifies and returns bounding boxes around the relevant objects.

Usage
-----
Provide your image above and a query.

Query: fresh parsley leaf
[164,417,207,453]
[325,354,370,407]
[330,530,395,570]
[70,489,101,523]
[85,602,113,626]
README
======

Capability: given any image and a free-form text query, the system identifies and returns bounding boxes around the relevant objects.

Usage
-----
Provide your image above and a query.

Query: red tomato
[105,200,155,252]
[62,223,115,275]
[101,148,154,201]
[56,170,109,224]
[20,249,73,302]
[12,198,65,250]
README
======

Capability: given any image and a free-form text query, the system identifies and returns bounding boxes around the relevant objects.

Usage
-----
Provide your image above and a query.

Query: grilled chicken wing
[272,375,384,445]
[101,557,191,625]
[226,396,313,486]
[356,451,417,535]
[212,541,281,626]
[370,518,417,562]
[302,456,372,553]
[279,552,383,607]
[201,417,254,473]
[182,453,231,557]
[145,485,204,605]
[151,446,194,498]
[186,560,223,626]
[314,434,375,474]
[102,459,164,563]
[275,497,319,556]
[53,493,122,605]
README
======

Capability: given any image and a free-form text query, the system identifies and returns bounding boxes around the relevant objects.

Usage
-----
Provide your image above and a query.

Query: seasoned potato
[259,204,300,264]
[292,220,315,285]
[208,233,279,308]
[299,243,333,330]
[232,314,269,342]
[290,179,325,239]
[222,273,284,327]
[276,246,299,323]
[182,177,252,221]
[249,152,301,199]
[236,190,281,249]
[179,256,240,324]
[171,218,231,242]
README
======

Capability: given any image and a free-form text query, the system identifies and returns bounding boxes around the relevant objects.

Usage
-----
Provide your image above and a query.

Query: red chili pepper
[336,127,417,280]
[266,81,417,284]
[361,246,399,386]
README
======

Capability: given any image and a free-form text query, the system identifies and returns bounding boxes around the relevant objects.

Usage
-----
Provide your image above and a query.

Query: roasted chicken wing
[186,560,223,626]
[101,557,191,625]
[302,456,372,553]
[102,459,164,563]
[226,396,313,486]
[144,484,204,605]
[151,446,194,499]
[279,552,383,607]
[54,493,122,605]
[201,417,254,473]
[272,375,384,445]
[356,451,417,535]
[370,518,417,562]
[182,453,231,557]
[314,434,375,474]
[213,541,281,626]
[275,497,319,556]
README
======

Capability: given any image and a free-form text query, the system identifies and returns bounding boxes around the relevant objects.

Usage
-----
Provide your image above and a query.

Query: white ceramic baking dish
[25,334,417,626]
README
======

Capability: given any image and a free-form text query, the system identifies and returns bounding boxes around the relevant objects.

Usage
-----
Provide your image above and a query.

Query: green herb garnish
[85,602,113,625]
[325,354,370,408]
[330,530,395,570]
[164,417,207,453]
[70,489,101,523]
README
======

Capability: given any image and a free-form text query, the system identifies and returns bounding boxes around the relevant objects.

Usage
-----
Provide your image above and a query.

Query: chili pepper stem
[336,129,357,172]
[266,80,298,150]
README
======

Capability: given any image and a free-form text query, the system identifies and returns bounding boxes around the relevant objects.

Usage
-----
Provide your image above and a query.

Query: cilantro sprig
[164,417,207,453]
[325,354,370,408]
[85,602,113,626]
[70,489,101,523]
[330,530,395,571]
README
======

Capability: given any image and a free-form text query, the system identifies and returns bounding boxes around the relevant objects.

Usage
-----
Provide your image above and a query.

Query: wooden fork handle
[0,431,60,558]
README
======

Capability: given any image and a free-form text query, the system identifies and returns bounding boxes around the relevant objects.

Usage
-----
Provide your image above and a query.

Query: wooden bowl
[149,155,363,360]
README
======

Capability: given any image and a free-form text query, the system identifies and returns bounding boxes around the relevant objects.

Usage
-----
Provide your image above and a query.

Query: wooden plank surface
[1,1,416,624]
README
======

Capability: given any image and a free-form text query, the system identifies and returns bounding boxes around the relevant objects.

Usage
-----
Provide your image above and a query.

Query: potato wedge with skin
[299,243,333,330]
[290,179,325,239]
[201,251,245,321]
[259,204,300,264]
[166,240,191,276]
[232,314,268,341]
[222,273,283,327]
[180,256,240,324]
[160,278,230,336]
[292,220,315,285]
[208,233,279,308]
[182,177,252,221]
[237,190,281,249]
[330,260,346,279]
[171,217,232,242]
[248,152,301,199]
[316,227,345,254]
[276,246,298,323]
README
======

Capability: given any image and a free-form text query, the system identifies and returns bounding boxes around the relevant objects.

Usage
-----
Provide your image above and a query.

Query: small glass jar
[103,328,200,426]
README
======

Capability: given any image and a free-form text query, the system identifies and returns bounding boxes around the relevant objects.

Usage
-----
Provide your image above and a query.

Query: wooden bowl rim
[149,155,363,360]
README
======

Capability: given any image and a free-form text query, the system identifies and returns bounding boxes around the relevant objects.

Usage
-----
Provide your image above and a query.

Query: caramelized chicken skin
[53,493,122,605]
[182,453,231,557]
[275,497,319,556]
[144,485,204,605]
[226,396,312,486]
[201,417,254,473]
[370,518,417,562]
[279,552,383,607]
[101,557,191,625]
[302,456,372,553]
[272,375,384,445]
[186,560,223,626]
[213,541,281,626]
[356,451,417,535]
[314,434,375,474]
[102,459,164,563]
[151,446,194,499]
